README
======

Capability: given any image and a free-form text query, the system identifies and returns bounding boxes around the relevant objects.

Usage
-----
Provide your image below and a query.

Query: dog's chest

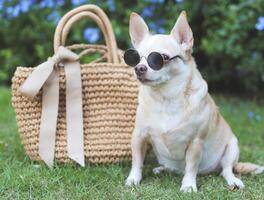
[140,97,184,133]
[146,111,181,133]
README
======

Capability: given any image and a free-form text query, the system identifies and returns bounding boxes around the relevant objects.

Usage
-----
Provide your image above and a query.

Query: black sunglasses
[124,48,183,71]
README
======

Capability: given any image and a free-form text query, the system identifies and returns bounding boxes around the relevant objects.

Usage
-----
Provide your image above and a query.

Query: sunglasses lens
[124,49,140,67]
[147,52,163,70]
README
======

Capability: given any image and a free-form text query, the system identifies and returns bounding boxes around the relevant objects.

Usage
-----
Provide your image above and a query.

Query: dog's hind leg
[220,136,244,189]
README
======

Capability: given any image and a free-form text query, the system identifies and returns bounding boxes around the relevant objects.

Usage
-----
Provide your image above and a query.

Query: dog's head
[127,11,194,86]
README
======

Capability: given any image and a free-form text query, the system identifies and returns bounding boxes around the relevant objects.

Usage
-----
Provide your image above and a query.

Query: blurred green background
[0,0,264,95]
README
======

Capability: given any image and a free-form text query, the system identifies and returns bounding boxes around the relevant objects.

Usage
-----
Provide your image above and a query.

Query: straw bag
[11,5,138,167]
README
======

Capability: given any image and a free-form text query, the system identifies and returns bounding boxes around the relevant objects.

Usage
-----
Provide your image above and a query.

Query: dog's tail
[234,162,264,174]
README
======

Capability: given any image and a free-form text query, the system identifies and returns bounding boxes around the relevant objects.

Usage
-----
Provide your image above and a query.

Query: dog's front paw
[227,177,244,189]
[180,184,197,193]
[180,174,198,193]
[125,172,142,186]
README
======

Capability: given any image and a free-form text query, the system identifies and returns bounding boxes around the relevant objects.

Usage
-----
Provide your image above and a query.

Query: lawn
[0,86,263,200]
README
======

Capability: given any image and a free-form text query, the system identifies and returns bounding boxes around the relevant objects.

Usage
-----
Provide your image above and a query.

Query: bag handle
[60,11,112,62]
[53,5,119,64]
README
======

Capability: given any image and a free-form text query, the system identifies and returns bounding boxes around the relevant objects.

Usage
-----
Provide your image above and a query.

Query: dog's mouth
[137,74,170,85]
[137,77,167,86]
[137,77,156,84]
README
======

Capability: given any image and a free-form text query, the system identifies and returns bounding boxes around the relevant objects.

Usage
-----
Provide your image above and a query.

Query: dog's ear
[170,11,193,51]
[129,12,149,48]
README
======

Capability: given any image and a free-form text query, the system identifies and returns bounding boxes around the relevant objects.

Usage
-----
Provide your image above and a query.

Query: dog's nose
[135,64,147,76]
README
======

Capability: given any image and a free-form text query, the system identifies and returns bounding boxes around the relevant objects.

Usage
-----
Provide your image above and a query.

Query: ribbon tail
[38,70,60,168]
[64,61,85,167]
[19,60,55,98]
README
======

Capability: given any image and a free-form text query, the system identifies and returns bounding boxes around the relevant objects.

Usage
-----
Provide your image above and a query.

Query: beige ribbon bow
[19,46,85,168]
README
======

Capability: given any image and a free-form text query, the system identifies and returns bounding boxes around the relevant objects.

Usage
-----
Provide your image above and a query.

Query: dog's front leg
[180,138,203,193]
[125,127,147,186]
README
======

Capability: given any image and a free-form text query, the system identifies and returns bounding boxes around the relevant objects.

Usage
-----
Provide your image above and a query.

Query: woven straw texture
[11,5,139,164]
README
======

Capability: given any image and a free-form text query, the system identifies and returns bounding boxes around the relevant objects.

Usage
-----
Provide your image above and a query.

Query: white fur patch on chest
[151,111,181,133]
[138,88,185,133]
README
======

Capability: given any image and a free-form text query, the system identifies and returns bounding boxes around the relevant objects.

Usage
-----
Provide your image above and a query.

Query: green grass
[0,87,263,200]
